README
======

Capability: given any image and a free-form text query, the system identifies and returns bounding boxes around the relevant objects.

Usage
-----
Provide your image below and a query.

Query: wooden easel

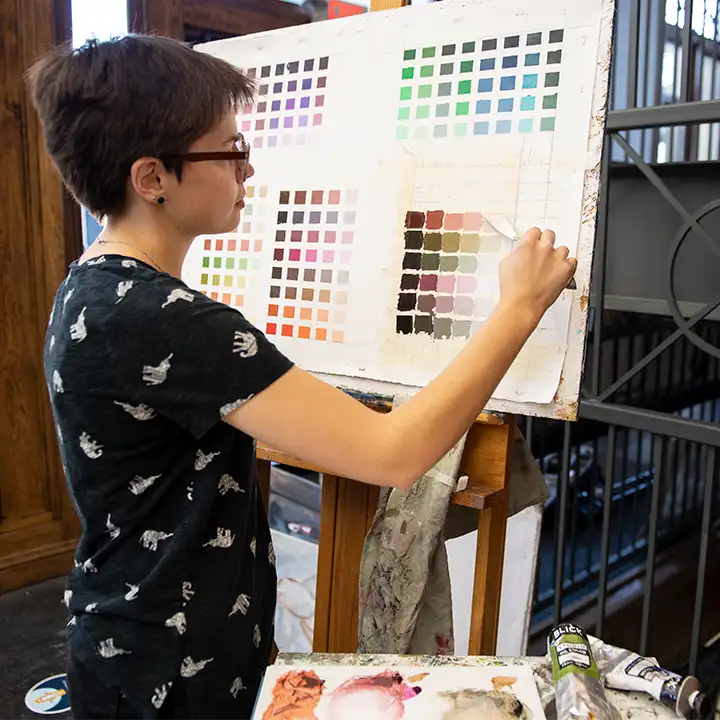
[255,0,515,658]
[256,404,514,656]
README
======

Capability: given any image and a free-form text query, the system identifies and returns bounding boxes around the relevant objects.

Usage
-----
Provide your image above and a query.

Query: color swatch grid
[396,29,564,139]
[197,184,269,323]
[239,57,330,150]
[396,210,501,340]
[266,188,358,343]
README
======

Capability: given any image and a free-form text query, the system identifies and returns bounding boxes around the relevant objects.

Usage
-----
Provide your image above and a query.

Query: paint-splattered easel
[255,0,515,658]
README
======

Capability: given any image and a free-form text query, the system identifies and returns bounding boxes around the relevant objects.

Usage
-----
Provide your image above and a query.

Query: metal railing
[525,0,720,674]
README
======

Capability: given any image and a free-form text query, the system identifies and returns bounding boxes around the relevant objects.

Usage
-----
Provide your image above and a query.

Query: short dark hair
[26,34,255,217]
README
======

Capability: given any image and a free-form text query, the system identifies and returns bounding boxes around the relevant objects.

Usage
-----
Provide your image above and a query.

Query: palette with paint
[252,664,545,719]
[187,0,614,418]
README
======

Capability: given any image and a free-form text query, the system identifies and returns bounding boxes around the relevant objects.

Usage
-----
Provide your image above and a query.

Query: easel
[255,0,515,657]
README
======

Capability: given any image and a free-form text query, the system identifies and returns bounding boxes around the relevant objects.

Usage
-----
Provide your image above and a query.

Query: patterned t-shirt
[44,255,294,718]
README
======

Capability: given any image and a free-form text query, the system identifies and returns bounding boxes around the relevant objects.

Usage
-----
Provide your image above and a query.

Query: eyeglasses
[161,135,251,181]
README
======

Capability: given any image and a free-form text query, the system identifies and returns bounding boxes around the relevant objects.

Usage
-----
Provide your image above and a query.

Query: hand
[498,227,577,320]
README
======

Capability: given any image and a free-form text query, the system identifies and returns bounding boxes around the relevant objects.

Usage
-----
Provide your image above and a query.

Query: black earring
[157,196,165,205]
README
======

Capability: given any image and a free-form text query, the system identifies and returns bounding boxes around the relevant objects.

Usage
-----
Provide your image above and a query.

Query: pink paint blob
[325,671,420,720]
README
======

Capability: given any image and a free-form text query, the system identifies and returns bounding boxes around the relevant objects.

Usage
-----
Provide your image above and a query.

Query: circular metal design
[666,198,720,360]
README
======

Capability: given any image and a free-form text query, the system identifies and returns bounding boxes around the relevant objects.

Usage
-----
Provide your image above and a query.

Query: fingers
[522,227,556,247]
[555,245,570,259]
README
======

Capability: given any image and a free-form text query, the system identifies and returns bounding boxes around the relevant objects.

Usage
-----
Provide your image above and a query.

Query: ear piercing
[157,196,166,205]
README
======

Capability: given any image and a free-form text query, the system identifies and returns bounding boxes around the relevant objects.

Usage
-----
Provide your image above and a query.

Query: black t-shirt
[44,255,294,718]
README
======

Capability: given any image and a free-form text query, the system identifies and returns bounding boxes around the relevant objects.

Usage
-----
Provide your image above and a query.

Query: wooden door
[0,0,82,594]
[127,0,310,42]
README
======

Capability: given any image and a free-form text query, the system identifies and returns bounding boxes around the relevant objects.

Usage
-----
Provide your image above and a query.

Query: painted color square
[498,98,514,112]
[396,126,409,139]
[402,67,414,79]
[502,55,518,69]
[520,95,536,111]
[289,249,301,261]
[527,32,542,45]
[440,63,454,75]
[400,86,412,101]
[543,94,558,109]
[458,80,472,95]
[481,39,497,51]
[302,78,312,90]
[480,58,495,71]
[478,78,493,92]
[548,50,563,64]
[342,231,354,244]
[438,83,452,97]
[288,80,298,91]
[418,85,432,98]
[419,274,438,291]
[420,65,434,77]
[422,46,436,58]
[500,76,516,90]
[437,275,455,293]
[312,190,324,204]
[475,100,491,114]
[444,213,464,231]
[541,117,556,131]
[474,121,490,135]
[504,35,520,48]
[545,72,560,87]
[497,120,512,133]
[416,105,430,119]
[456,102,470,116]
[460,60,474,73]
[404,49,416,61]
[442,44,456,55]
[454,123,468,137]
[434,125,448,138]
[426,210,444,230]
[313,114,323,126]
[322,231,334,243]
[525,53,540,66]
[319,57,329,70]
[462,41,476,53]
[464,212,483,230]
[550,29,564,43]
[436,103,450,117]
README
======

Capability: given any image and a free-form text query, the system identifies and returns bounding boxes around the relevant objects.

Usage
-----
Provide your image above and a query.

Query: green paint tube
[548,623,620,720]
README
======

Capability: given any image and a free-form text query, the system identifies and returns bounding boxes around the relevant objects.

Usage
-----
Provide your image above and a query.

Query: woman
[28,34,575,719]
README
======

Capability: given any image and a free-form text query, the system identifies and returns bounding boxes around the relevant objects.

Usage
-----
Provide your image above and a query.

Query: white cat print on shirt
[114,401,156,420]
[180,656,213,678]
[79,432,103,459]
[230,677,246,698]
[52,370,64,394]
[203,528,235,548]
[151,683,172,709]
[115,280,134,303]
[165,611,187,635]
[161,288,194,309]
[142,354,173,386]
[129,474,161,495]
[229,593,250,617]
[69,307,88,342]
[232,330,258,358]
[194,449,219,471]
[106,514,120,540]
[98,638,131,658]
[140,530,173,551]
[218,474,243,495]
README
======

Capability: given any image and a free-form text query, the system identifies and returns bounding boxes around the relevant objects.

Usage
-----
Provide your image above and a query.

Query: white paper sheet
[186,0,614,414]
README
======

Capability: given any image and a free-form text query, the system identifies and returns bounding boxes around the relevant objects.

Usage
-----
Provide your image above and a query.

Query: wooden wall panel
[0,0,80,593]
[128,0,310,40]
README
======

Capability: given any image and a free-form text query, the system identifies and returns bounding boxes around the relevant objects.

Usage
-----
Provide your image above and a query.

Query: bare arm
[224,228,576,489]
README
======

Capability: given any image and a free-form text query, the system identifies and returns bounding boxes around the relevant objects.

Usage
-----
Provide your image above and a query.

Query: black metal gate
[524,0,720,676]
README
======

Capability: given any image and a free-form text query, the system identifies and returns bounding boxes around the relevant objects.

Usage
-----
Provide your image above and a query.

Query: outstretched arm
[224,228,575,489]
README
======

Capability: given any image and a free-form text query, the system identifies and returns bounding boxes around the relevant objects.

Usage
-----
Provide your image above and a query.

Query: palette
[396,209,508,340]
[396,30,563,140]
[189,0,614,417]
[252,663,545,719]
[266,188,358,343]
[239,57,330,149]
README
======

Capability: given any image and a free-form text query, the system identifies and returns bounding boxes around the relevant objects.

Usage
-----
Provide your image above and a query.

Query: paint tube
[548,623,620,720]
[587,636,710,719]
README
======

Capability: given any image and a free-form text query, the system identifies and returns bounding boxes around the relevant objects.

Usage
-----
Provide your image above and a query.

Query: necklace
[96,238,164,273]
